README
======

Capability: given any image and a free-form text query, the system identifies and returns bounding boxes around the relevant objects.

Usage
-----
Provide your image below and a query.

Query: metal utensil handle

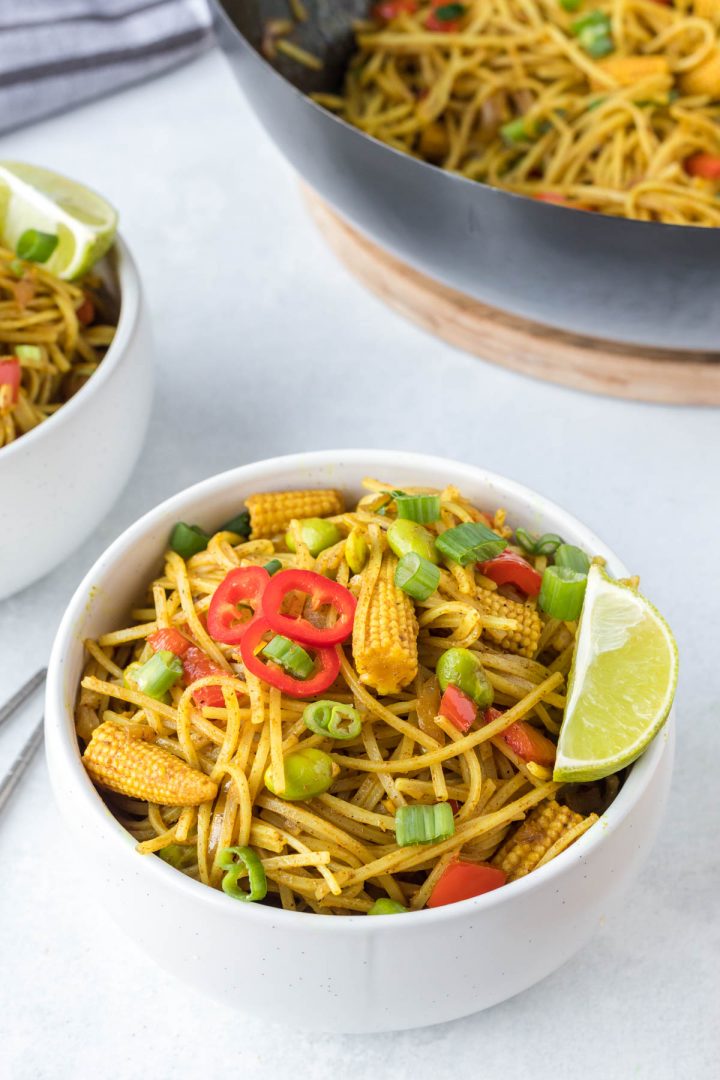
[0,669,47,730]
[0,718,44,813]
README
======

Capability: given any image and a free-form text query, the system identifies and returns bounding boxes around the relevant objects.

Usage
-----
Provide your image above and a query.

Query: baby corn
[475,588,542,658]
[245,489,344,539]
[491,800,585,881]
[82,721,217,806]
[352,550,418,695]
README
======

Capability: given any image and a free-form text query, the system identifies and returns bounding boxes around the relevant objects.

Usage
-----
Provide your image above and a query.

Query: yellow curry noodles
[0,246,117,449]
[313,0,720,226]
[76,479,616,915]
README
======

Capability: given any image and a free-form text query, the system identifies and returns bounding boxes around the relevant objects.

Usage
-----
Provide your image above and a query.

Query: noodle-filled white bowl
[0,237,152,599]
[45,450,674,1033]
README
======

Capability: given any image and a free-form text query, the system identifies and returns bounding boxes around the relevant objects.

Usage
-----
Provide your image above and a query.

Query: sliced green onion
[263,558,282,576]
[434,2,466,20]
[262,635,314,679]
[571,9,610,32]
[539,566,587,621]
[436,522,506,565]
[14,345,42,362]
[218,845,267,902]
[393,492,441,524]
[169,522,209,559]
[16,229,59,263]
[221,511,251,537]
[368,898,408,915]
[395,552,440,601]
[9,259,25,278]
[501,117,534,147]
[554,544,590,574]
[125,650,183,701]
[157,844,195,869]
[303,699,362,740]
[571,11,613,57]
[395,802,455,846]
[559,0,582,9]
[515,528,564,555]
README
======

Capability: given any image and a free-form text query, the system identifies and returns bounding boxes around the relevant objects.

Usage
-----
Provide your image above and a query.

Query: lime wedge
[554,565,678,783]
[0,161,118,280]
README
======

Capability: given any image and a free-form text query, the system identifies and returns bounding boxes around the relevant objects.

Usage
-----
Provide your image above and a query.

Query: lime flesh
[554,565,678,783]
[0,161,117,280]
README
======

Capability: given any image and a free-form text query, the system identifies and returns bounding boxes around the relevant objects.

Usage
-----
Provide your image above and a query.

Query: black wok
[213,0,720,351]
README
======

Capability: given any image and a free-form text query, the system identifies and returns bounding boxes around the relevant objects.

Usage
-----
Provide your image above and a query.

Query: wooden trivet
[303,187,720,405]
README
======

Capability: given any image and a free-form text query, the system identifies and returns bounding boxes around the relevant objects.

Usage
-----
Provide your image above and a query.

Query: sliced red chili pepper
[261,569,356,647]
[76,297,95,325]
[207,566,270,646]
[240,616,340,699]
[484,706,556,766]
[0,359,21,408]
[439,685,477,734]
[182,645,229,708]
[478,550,542,597]
[427,860,506,908]
[147,627,191,657]
[373,0,417,18]
[685,152,720,180]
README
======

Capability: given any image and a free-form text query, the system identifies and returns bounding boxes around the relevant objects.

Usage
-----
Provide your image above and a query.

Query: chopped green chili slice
[218,845,267,902]
[303,699,362,740]
[262,635,314,679]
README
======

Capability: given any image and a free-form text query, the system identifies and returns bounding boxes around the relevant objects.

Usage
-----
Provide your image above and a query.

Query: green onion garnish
[395,802,455,846]
[9,259,25,278]
[554,544,590,575]
[263,558,282,576]
[501,117,534,147]
[436,522,506,565]
[125,650,183,701]
[303,699,362,740]
[394,552,440,601]
[14,345,42,362]
[515,528,564,555]
[262,635,314,679]
[157,844,195,869]
[221,510,251,537]
[571,11,613,57]
[559,0,582,10]
[539,566,587,620]
[434,2,466,20]
[169,522,210,559]
[16,229,59,264]
[393,492,441,524]
[368,898,408,915]
[218,846,267,902]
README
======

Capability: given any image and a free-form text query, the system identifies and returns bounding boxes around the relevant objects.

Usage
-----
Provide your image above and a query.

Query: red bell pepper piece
[439,684,478,733]
[76,297,95,325]
[147,627,191,657]
[478,550,542,597]
[0,359,21,408]
[240,616,340,699]
[261,569,356,647]
[207,566,270,645]
[685,153,720,180]
[182,645,230,708]
[485,706,556,766]
[373,0,417,18]
[427,860,506,908]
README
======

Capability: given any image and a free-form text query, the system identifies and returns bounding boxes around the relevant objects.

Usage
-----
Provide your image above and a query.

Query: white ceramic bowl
[0,237,152,599]
[45,450,674,1033]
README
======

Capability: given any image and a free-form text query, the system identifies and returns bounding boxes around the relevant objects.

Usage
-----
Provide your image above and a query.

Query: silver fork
[0,669,47,813]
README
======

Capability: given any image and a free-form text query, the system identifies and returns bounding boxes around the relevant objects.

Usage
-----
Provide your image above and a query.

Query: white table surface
[1,48,718,1080]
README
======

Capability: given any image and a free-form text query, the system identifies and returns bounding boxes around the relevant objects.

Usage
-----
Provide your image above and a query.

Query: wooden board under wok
[303,187,720,405]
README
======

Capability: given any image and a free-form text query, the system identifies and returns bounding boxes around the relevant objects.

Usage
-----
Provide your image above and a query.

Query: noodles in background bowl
[317,0,720,225]
[0,247,117,449]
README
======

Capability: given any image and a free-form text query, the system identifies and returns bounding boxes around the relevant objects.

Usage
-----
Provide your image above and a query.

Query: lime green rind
[553,566,678,784]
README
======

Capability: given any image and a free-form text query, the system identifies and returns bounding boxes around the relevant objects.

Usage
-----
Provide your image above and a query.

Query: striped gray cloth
[0,0,213,135]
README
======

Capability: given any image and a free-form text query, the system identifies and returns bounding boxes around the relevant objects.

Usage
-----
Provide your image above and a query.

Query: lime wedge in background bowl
[554,565,678,783]
[0,161,118,280]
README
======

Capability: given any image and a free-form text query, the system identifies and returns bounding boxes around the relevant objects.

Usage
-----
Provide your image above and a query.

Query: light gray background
[0,49,718,1080]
